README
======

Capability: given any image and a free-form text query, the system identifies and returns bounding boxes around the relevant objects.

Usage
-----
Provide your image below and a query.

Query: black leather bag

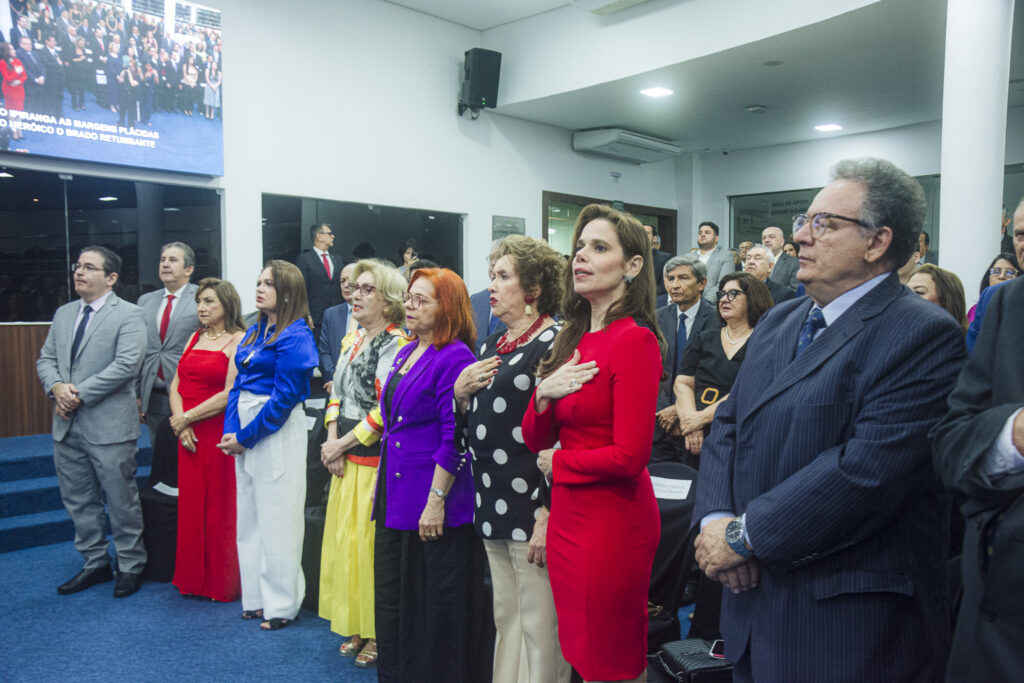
[654,638,733,683]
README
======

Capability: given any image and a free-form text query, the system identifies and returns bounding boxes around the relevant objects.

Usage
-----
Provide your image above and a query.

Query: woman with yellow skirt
[318,259,410,668]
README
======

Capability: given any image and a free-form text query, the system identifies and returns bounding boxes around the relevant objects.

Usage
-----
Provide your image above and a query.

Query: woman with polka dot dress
[454,236,571,683]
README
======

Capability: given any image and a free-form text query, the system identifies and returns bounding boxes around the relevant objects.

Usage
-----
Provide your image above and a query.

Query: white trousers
[234,392,307,619]
[484,539,572,683]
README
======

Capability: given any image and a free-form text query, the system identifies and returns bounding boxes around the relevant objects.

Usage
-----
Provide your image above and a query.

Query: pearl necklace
[724,326,751,345]
[204,328,226,341]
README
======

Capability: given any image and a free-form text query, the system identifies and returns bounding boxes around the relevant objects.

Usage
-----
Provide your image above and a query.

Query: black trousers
[374,522,494,683]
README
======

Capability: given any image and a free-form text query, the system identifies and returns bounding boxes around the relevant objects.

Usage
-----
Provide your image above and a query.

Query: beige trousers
[484,539,572,683]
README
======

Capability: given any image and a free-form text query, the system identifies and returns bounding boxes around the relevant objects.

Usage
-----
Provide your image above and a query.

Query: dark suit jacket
[317,301,350,379]
[469,288,505,351]
[769,251,799,290]
[764,277,795,305]
[651,299,718,459]
[17,47,44,84]
[37,46,65,88]
[652,249,671,296]
[931,276,1024,682]
[295,249,343,328]
[693,272,965,680]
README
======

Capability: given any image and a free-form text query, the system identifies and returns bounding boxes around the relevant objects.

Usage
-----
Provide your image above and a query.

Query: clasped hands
[53,382,81,420]
[694,517,759,594]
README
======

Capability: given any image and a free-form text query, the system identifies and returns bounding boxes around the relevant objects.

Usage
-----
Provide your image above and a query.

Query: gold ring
[477,374,489,382]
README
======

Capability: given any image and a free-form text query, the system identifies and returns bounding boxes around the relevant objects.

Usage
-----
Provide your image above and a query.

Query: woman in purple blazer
[373,268,493,682]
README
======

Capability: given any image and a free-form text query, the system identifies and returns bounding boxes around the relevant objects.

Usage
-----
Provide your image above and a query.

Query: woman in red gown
[169,278,246,602]
[523,204,664,682]
[1,43,26,141]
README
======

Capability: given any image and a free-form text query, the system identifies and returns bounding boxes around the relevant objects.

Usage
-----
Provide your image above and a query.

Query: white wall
[680,106,1024,264]
[216,0,677,303]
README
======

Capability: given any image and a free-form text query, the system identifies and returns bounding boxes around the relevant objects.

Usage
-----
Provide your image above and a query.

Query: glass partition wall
[0,168,221,322]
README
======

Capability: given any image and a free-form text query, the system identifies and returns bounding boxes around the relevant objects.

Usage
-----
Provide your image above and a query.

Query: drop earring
[624,274,634,284]
[524,296,535,316]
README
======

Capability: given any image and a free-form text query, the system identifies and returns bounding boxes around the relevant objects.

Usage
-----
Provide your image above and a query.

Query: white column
[938,0,1015,283]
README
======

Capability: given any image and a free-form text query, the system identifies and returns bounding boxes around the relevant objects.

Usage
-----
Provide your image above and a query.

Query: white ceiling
[390,0,1024,154]
[385,0,571,30]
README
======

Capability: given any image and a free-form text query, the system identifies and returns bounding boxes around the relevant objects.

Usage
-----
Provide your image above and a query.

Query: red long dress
[173,335,241,602]
[522,317,662,681]
[0,58,27,110]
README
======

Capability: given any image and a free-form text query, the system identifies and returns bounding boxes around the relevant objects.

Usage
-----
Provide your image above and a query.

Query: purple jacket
[378,339,476,530]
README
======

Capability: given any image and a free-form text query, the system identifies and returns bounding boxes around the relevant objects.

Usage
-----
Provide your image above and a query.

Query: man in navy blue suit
[693,158,966,681]
[317,262,354,391]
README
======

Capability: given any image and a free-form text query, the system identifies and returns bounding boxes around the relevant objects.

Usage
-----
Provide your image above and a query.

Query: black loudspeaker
[459,48,501,115]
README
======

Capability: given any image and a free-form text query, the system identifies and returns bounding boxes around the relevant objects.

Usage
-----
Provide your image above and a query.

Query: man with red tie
[138,243,198,446]
[296,223,343,342]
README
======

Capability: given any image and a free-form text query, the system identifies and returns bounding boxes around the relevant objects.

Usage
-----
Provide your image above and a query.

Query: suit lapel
[748,274,900,416]
[385,343,435,423]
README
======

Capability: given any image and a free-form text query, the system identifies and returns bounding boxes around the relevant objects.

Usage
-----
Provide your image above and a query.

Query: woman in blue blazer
[373,267,493,682]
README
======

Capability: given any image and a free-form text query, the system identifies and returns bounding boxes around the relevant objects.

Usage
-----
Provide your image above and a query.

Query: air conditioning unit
[572,129,682,164]
[572,0,651,15]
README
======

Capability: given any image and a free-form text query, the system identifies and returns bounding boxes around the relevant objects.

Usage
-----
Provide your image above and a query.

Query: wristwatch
[429,486,447,499]
[725,518,753,559]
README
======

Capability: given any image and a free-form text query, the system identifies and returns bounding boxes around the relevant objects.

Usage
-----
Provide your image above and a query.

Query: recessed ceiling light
[98,196,118,201]
[163,207,180,212]
[32,198,39,202]
[0,171,13,178]
[815,124,843,132]
[641,87,673,98]
[427,215,436,220]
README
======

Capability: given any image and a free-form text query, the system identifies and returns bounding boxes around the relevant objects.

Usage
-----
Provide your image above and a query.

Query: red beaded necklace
[495,315,549,354]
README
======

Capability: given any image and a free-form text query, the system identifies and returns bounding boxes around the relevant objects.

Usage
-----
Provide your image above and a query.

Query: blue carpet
[5,88,223,176]
[0,542,377,682]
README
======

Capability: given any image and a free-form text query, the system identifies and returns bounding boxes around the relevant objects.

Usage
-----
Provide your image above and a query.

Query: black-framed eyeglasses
[402,291,434,309]
[716,289,744,302]
[347,283,376,297]
[71,263,105,274]
[793,212,875,238]
[990,267,1018,277]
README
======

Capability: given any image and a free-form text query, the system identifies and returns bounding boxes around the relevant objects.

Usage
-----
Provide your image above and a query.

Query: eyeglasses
[347,283,377,297]
[716,289,744,302]
[71,263,104,273]
[793,212,875,238]
[320,231,334,238]
[990,267,1018,277]
[402,291,435,309]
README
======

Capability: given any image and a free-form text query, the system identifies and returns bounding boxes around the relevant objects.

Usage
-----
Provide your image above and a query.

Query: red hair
[409,268,476,350]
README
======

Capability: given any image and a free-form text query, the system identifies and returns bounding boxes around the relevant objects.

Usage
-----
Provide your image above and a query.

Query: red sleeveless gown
[172,335,241,601]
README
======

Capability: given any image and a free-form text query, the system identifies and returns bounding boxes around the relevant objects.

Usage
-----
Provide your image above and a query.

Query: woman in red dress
[523,204,664,682]
[0,43,26,141]
[169,278,246,602]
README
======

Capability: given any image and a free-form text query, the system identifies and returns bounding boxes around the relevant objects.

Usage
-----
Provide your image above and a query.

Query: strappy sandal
[260,617,294,631]
[354,639,377,668]
[241,609,264,620]
[339,636,365,657]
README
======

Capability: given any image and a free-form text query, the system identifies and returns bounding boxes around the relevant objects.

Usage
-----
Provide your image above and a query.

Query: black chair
[648,461,700,653]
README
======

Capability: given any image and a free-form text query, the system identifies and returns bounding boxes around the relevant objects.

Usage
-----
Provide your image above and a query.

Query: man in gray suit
[691,221,733,302]
[37,246,148,598]
[137,242,198,446]
[763,226,799,290]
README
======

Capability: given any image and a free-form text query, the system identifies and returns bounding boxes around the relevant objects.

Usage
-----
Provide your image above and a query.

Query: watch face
[725,520,743,544]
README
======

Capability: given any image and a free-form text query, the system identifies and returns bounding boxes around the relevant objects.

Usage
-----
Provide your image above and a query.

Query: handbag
[654,638,733,683]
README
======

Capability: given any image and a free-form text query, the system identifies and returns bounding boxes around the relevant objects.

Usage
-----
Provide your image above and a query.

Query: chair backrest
[648,462,699,610]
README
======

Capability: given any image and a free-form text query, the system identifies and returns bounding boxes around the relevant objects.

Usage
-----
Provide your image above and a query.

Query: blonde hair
[351,259,406,326]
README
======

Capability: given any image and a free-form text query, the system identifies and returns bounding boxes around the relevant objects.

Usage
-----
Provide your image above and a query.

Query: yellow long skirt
[318,458,377,637]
